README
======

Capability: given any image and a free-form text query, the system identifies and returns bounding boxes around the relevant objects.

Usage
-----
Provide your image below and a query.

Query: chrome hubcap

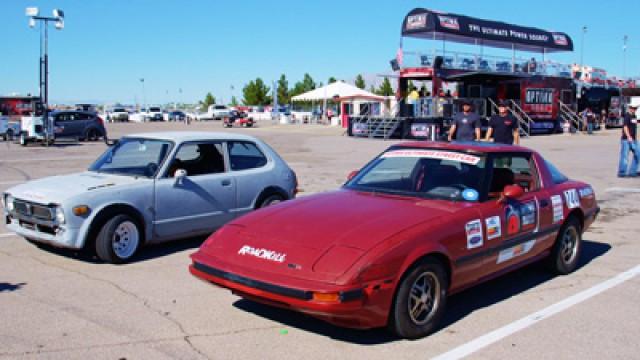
[560,227,579,264]
[112,221,139,259]
[408,272,440,325]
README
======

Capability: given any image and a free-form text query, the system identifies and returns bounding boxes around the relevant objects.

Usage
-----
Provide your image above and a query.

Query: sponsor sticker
[564,189,580,209]
[497,239,536,264]
[381,150,481,165]
[465,219,484,249]
[553,34,568,46]
[520,200,537,227]
[551,195,564,223]
[505,204,521,235]
[578,186,594,198]
[462,189,479,202]
[485,216,502,240]
[437,15,460,30]
[406,14,427,30]
[237,245,286,263]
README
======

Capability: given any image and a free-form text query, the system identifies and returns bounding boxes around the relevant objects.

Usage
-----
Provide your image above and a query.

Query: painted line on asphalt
[432,264,640,360]
[606,187,640,194]
[0,233,16,238]
[0,156,95,164]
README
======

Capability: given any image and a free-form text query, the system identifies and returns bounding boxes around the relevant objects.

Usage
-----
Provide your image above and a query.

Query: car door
[153,141,236,241]
[477,153,552,275]
[226,140,272,217]
[53,112,77,138]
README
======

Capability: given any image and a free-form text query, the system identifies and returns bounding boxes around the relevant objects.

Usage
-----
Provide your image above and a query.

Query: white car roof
[126,131,260,143]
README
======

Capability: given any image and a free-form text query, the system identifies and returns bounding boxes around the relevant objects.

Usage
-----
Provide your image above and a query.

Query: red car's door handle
[540,199,550,208]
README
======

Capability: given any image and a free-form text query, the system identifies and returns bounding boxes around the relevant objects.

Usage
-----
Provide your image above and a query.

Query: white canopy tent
[291,81,379,101]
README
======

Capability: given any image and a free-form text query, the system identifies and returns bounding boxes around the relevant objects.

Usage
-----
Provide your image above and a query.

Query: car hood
[198,189,465,282]
[6,171,141,204]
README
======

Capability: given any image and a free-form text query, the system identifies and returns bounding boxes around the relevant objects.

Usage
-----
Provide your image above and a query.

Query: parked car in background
[224,110,254,128]
[108,107,129,122]
[3,132,297,263]
[190,141,599,339]
[50,110,107,141]
[165,110,187,122]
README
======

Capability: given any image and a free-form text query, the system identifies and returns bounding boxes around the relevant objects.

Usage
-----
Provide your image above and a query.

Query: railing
[351,102,405,139]
[402,50,573,79]
[559,102,584,133]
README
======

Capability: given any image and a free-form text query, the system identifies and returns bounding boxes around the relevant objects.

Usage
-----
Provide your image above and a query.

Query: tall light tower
[26,7,64,143]
[623,35,628,81]
[579,26,587,72]
[139,78,146,110]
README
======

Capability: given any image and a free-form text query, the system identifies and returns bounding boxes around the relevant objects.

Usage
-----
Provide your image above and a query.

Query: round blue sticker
[462,189,479,201]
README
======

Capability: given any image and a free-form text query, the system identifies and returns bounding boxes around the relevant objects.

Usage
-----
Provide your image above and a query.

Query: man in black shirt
[448,100,481,142]
[485,100,520,145]
[618,105,638,177]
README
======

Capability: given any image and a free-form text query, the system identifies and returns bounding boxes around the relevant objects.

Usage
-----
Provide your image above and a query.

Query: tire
[19,133,28,146]
[547,216,581,275]
[95,214,142,264]
[388,259,448,339]
[85,128,99,141]
[258,194,284,208]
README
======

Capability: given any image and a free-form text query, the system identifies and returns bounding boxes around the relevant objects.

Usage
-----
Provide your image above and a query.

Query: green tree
[242,78,271,106]
[290,73,317,98]
[355,74,366,89]
[200,92,216,111]
[376,77,394,96]
[369,85,376,94]
[328,77,337,84]
[230,96,239,106]
[276,74,290,105]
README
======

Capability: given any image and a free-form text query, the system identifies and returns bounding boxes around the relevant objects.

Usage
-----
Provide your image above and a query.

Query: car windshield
[346,148,487,202]
[89,138,173,178]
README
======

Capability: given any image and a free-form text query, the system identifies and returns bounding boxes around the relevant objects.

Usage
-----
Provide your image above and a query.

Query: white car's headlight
[4,194,14,213]
[54,207,65,224]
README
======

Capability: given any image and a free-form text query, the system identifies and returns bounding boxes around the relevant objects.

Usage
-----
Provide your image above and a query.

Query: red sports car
[189,141,599,339]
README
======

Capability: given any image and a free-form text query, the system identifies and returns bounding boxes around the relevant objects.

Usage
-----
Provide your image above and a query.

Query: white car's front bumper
[6,214,82,249]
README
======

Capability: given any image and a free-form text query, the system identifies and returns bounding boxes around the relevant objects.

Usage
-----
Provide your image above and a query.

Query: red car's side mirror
[347,170,359,181]
[502,184,525,201]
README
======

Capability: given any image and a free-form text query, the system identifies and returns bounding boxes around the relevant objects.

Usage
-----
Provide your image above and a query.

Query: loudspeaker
[390,59,400,71]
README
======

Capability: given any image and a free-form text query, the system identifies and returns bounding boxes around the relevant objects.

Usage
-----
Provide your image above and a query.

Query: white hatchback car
[3,132,297,263]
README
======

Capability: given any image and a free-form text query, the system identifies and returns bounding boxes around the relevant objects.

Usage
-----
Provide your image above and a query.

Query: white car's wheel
[19,133,28,146]
[96,214,141,264]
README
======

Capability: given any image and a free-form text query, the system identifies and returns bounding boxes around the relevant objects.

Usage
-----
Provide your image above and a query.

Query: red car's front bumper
[189,252,392,329]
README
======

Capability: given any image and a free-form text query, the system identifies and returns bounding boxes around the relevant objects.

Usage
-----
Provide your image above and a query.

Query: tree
[369,85,376,94]
[355,74,366,89]
[290,73,317,98]
[376,77,394,96]
[242,78,271,106]
[328,77,337,84]
[277,74,290,105]
[201,92,216,111]
[230,96,239,106]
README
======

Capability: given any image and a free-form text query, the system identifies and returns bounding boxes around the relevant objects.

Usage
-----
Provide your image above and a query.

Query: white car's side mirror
[174,169,187,185]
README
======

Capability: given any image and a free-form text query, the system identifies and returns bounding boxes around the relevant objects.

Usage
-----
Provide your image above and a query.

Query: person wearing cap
[485,100,520,145]
[448,100,481,142]
[618,105,638,177]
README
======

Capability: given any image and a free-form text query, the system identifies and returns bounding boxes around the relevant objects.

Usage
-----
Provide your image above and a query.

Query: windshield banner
[382,149,481,165]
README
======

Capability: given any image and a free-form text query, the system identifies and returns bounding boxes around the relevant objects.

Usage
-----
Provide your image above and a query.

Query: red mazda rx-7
[189,141,599,339]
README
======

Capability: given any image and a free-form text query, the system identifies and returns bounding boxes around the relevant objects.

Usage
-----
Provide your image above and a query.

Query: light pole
[139,78,146,110]
[579,26,587,72]
[26,7,64,144]
[623,35,628,81]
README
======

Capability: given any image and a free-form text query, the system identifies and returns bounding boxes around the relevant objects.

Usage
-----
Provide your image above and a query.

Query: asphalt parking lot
[1,121,639,359]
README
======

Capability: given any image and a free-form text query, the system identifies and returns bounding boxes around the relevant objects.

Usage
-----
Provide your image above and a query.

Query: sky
[1,0,639,105]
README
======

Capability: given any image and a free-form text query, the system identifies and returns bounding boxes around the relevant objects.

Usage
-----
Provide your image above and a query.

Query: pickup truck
[197,105,231,121]
[130,107,164,122]
[107,107,130,122]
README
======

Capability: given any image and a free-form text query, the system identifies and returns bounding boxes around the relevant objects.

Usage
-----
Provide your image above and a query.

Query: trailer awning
[442,71,528,82]
[402,8,573,53]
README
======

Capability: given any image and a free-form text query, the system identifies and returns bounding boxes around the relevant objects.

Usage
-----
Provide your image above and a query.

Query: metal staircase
[350,103,403,139]
[559,102,584,133]
[487,98,534,137]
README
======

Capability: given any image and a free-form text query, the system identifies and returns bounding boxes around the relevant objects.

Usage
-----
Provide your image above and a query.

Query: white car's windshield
[346,149,487,201]
[89,138,173,178]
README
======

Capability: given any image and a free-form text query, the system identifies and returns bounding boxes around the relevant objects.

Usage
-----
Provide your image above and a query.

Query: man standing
[486,100,520,145]
[448,100,481,142]
[618,105,638,177]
